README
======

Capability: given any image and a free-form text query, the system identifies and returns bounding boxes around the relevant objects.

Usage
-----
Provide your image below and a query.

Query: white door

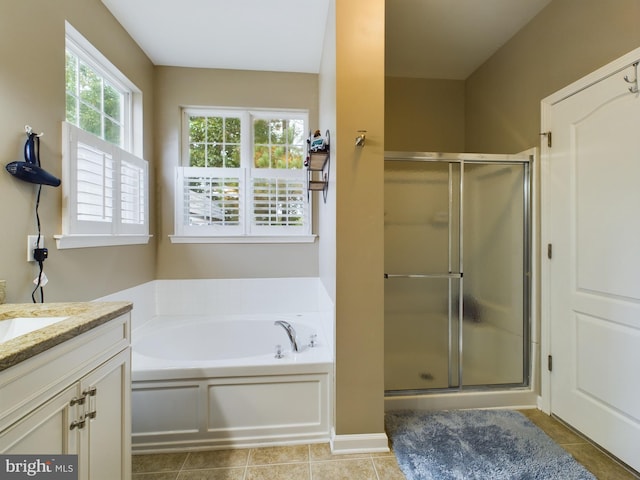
[545,57,640,471]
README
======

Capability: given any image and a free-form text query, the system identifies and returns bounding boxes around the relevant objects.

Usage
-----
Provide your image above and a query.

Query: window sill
[169,235,317,244]
[54,234,152,249]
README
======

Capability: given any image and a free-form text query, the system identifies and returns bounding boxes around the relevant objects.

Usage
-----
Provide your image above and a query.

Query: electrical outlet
[27,235,44,262]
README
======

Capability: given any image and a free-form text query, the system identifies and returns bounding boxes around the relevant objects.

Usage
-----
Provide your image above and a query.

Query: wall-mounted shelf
[306,129,330,203]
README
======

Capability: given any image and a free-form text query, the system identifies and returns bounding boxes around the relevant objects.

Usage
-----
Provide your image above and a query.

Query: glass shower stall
[384,151,532,394]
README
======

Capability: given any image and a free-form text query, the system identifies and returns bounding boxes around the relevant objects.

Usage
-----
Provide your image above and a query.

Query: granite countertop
[0,301,133,372]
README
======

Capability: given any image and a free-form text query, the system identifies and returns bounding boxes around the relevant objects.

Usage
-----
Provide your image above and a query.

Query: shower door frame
[384,151,533,396]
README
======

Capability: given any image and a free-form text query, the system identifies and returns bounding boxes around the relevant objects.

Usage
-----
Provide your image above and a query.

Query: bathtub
[133,314,330,372]
[120,278,334,453]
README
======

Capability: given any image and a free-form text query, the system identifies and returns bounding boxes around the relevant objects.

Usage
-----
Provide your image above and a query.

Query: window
[56,23,149,249]
[173,108,313,242]
[65,48,127,149]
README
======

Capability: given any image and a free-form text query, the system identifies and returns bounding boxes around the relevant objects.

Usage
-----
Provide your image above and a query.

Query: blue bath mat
[385,409,596,480]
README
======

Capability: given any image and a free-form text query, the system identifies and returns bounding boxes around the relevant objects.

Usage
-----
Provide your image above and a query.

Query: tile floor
[521,409,640,480]
[132,443,404,480]
[133,410,640,480]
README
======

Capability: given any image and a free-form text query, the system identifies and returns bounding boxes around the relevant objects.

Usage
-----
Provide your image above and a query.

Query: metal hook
[623,62,638,94]
[24,125,44,137]
[355,130,367,147]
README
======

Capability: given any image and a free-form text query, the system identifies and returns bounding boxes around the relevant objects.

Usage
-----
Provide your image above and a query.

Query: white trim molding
[330,429,389,454]
[169,235,316,244]
[55,234,152,249]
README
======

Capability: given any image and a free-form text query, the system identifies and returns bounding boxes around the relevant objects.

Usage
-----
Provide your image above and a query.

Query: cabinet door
[80,349,131,480]
[0,384,80,454]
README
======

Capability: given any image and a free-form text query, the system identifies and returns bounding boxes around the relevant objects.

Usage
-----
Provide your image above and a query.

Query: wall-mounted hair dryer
[5,128,61,187]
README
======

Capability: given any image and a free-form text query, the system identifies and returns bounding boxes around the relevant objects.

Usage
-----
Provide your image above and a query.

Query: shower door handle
[384,273,462,279]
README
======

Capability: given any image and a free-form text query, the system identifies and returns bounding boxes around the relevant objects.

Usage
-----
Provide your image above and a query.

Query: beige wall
[385,77,465,152]
[154,67,320,279]
[318,0,337,301]
[466,0,640,153]
[334,0,386,435]
[0,0,155,303]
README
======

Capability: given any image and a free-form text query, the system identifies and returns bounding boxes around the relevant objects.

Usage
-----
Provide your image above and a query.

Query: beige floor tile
[311,458,378,480]
[519,409,587,445]
[248,444,309,465]
[183,450,249,470]
[245,462,310,480]
[309,442,371,461]
[371,448,395,458]
[176,467,245,480]
[133,453,188,473]
[373,456,407,480]
[563,443,640,480]
[133,473,179,480]
[132,435,639,479]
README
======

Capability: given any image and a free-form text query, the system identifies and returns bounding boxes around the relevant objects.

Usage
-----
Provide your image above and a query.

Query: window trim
[172,107,314,243]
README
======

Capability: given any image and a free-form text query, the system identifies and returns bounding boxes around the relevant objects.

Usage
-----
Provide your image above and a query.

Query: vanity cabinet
[0,312,131,480]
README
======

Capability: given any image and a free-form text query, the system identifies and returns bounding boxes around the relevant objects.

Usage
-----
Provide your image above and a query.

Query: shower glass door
[384,153,530,394]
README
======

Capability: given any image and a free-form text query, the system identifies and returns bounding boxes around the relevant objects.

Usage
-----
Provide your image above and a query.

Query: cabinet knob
[70,396,85,406]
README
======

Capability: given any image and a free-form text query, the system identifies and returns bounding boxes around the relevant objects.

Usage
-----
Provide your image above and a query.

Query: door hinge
[547,243,553,259]
[548,355,553,372]
[540,131,552,148]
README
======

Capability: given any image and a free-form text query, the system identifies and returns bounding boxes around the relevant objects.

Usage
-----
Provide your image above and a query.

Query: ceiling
[101,0,552,80]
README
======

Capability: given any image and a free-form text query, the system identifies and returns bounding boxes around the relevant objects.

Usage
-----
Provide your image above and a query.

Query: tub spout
[274,320,300,352]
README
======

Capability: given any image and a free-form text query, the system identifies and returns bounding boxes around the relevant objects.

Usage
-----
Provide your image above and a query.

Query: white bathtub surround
[96,280,156,331]
[100,278,334,453]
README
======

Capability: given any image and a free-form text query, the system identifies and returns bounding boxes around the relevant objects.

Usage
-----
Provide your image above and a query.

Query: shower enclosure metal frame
[384,151,532,396]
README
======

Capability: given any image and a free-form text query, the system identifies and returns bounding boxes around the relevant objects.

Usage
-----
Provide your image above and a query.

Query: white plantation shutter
[175,167,243,236]
[120,154,148,234]
[250,171,308,235]
[76,141,114,227]
[175,167,309,236]
[62,122,149,237]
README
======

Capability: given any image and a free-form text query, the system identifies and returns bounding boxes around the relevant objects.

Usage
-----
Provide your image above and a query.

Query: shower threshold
[384,386,538,412]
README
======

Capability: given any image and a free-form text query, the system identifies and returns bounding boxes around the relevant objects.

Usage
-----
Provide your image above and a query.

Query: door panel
[1,384,78,454]
[384,160,461,392]
[548,63,640,471]
[574,93,640,299]
[384,277,458,391]
[384,161,460,275]
[576,313,640,419]
[462,163,526,387]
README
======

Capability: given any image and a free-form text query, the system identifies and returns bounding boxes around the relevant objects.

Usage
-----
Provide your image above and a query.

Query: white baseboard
[330,428,389,454]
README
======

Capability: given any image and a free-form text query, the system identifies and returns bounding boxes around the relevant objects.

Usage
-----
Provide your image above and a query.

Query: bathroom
[1,0,640,477]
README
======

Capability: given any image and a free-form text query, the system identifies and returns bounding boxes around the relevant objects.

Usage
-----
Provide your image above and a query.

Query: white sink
[0,317,69,343]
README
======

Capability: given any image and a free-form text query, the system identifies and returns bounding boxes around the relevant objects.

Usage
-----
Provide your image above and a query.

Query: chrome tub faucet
[274,320,300,352]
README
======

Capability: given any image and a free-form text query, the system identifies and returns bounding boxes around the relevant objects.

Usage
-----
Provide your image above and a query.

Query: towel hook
[355,130,367,147]
[623,62,638,94]
[24,125,44,138]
